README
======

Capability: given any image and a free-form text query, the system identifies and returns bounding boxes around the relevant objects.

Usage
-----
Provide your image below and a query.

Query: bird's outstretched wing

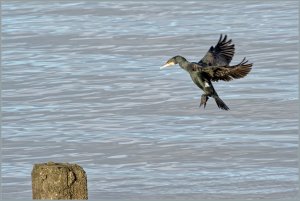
[199,58,252,82]
[198,34,235,66]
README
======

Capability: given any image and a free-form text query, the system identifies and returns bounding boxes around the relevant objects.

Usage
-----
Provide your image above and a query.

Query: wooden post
[32,162,88,200]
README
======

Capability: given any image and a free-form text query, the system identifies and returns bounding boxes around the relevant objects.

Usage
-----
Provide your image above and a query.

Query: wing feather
[199,57,252,82]
[198,34,235,66]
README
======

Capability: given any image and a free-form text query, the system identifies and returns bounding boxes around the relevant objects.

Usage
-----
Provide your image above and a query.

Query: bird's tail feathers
[214,96,229,110]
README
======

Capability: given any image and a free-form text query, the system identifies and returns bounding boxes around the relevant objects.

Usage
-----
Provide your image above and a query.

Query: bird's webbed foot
[199,94,209,108]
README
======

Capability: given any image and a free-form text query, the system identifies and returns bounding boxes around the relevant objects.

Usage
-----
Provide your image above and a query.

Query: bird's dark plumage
[197,57,252,82]
[198,34,235,66]
[161,35,252,110]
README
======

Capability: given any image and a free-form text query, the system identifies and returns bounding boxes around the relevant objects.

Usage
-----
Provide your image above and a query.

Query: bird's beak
[160,62,175,70]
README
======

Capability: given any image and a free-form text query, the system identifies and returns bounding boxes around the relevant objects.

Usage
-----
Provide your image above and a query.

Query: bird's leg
[200,94,209,108]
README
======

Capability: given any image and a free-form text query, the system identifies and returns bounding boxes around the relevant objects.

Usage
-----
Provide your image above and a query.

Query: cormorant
[160,34,252,110]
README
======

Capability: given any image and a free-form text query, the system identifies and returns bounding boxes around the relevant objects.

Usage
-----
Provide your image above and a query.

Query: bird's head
[160,55,185,69]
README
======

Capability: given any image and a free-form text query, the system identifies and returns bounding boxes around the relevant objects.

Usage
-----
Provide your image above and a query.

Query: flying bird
[160,34,252,110]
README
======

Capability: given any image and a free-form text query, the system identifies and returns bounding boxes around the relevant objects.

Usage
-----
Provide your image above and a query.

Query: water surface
[2,1,299,200]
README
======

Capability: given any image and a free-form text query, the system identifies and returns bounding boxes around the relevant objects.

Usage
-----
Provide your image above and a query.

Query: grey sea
[2,1,299,200]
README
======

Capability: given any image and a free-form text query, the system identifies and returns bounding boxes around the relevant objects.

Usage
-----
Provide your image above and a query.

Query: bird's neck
[176,56,190,71]
[178,60,190,71]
